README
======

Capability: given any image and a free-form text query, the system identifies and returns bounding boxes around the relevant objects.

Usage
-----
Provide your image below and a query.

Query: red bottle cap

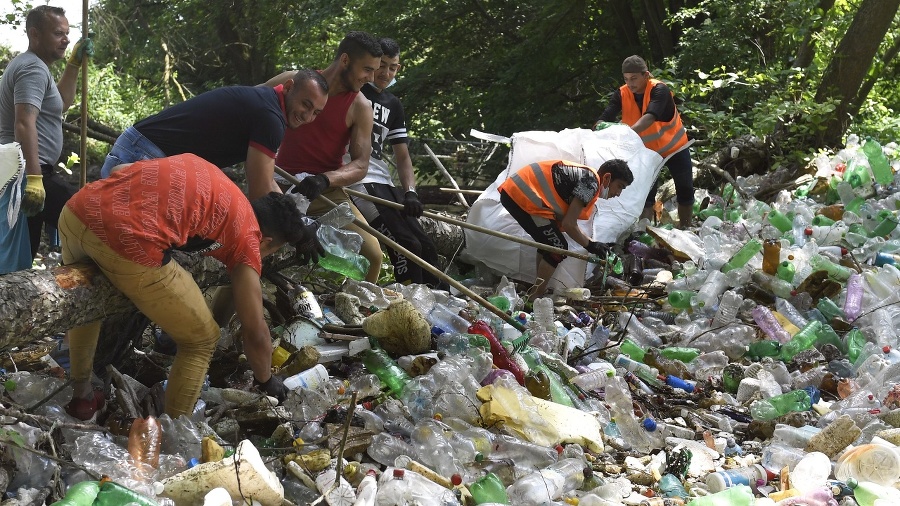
[451,474,463,486]
[555,444,564,455]
[804,227,813,236]
[393,469,405,478]
[884,346,892,354]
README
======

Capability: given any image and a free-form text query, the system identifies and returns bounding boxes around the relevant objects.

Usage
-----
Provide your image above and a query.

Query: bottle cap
[642,418,658,431]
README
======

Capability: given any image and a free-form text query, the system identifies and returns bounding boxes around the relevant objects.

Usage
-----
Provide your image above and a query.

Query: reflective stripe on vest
[499,160,599,221]
[620,79,688,158]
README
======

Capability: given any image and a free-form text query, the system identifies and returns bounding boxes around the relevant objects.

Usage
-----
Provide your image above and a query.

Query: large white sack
[462,127,663,290]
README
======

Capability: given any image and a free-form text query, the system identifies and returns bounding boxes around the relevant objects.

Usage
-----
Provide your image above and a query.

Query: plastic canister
[705,464,768,493]
[834,443,900,485]
[564,287,591,300]
[283,364,330,392]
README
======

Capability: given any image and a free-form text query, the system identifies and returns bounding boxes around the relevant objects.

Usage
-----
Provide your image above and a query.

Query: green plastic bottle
[809,254,852,282]
[847,478,900,506]
[870,214,899,238]
[317,252,370,281]
[767,209,793,233]
[776,260,796,283]
[863,138,893,186]
[93,480,159,506]
[361,346,411,397]
[685,484,754,506]
[721,239,763,273]
[470,472,510,504]
[658,346,701,363]
[619,338,646,363]
[781,320,823,362]
[487,295,511,313]
[749,389,812,420]
[50,481,100,506]
[668,290,696,310]
[658,473,689,499]
[846,328,866,363]
[811,214,836,226]
[746,340,781,361]
[817,297,845,321]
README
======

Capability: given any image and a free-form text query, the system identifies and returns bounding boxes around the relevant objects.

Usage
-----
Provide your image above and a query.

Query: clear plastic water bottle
[505,458,586,505]
[490,433,559,469]
[711,290,743,328]
[532,297,555,333]
[617,312,663,348]
[775,297,809,329]
[693,270,729,310]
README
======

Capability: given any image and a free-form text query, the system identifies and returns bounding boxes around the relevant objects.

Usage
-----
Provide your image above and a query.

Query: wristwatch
[407,186,416,193]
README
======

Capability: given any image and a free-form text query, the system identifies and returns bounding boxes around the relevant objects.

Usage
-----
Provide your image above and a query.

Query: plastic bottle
[761,443,807,474]
[657,473,688,499]
[617,312,663,348]
[603,376,655,452]
[644,348,692,380]
[367,433,414,467]
[429,304,472,334]
[752,306,791,343]
[316,464,357,506]
[775,297,809,329]
[490,434,559,469]
[762,239,781,275]
[847,478,900,506]
[410,422,463,483]
[843,273,865,321]
[704,465,768,493]
[790,452,833,494]
[683,484,754,506]
[693,270,729,310]
[317,222,371,281]
[467,320,525,385]
[353,469,378,506]
[780,320,823,362]
[469,472,510,505]
[375,468,460,506]
[767,209,793,233]
[93,480,159,506]
[532,297,555,333]
[52,480,100,506]
[776,259,796,283]
[612,354,661,386]
[721,238,762,272]
[809,254,852,282]
[711,290,743,328]
[505,458,585,505]
[751,270,795,298]
[128,416,161,471]
[361,347,411,397]
[750,389,812,420]
[667,290,696,310]
[863,138,893,186]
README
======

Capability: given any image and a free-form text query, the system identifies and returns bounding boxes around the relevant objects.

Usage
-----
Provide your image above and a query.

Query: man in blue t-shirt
[100,69,328,200]
[347,38,442,287]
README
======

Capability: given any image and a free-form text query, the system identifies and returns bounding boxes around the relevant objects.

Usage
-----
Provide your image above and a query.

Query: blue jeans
[100,126,167,178]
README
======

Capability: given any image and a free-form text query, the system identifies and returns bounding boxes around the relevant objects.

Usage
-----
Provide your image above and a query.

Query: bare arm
[57,62,81,110]
[230,263,274,383]
[559,199,593,249]
[14,103,42,176]
[259,70,296,88]
[394,142,416,190]
[321,94,373,187]
[245,146,282,200]
[631,113,656,134]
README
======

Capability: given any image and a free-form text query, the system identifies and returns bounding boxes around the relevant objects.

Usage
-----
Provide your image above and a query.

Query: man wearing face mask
[498,159,634,299]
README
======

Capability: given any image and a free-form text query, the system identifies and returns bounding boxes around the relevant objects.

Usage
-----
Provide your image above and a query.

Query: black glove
[254,374,288,403]
[293,174,330,200]
[402,190,424,217]
[295,224,326,265]
[586,241,610,258]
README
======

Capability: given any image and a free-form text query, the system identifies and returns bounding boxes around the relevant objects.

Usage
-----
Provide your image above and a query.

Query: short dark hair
[379,38,400,58]
[335,31,383,61]
[598,158,634,185]
[26,5,65,32]
[292,68,328,95]
[251,192,307,245]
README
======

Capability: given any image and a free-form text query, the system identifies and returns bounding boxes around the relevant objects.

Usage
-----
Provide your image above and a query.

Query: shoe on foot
[65,389,106,421]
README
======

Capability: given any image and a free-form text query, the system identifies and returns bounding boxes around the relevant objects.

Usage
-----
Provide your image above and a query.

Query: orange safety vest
[499,160,600,221]
[620,79,688,158]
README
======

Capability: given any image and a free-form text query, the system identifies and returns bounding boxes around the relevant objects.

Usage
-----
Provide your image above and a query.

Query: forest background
[1,0,900,189]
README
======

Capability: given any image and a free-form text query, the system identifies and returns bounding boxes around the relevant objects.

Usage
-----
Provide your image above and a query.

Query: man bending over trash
[498,159,633,299]
[60,153,322,420]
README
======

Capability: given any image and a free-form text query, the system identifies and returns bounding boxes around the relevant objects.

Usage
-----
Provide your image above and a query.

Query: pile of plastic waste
[5,134,900,505]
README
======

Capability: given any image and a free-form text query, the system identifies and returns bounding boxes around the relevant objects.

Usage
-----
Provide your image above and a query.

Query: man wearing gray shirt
[0,5,89,272]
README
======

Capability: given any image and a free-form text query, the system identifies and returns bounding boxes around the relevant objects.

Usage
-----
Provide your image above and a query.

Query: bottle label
[296,289,324,320]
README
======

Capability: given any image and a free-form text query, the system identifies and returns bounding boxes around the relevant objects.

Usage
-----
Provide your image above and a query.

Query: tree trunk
[815,0,900,147]
[793,0,836,69]
[642,0,675,60]
[0,254,230,352]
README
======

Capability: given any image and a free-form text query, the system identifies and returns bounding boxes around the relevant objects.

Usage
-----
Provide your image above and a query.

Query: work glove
[22,174,45,216]
[593,121,616,131]
[294,223,326,265]
[402,190,424,217]
[586,240,611,258]
[254,374,288,403]
[67,37,94,67]
[292,174,330,201]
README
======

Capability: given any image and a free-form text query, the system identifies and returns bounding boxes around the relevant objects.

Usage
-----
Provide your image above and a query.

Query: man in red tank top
[263,31,384,283]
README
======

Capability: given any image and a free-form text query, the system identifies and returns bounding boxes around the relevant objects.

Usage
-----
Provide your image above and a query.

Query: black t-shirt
[135,86,286,168]
[551,162,599,206]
